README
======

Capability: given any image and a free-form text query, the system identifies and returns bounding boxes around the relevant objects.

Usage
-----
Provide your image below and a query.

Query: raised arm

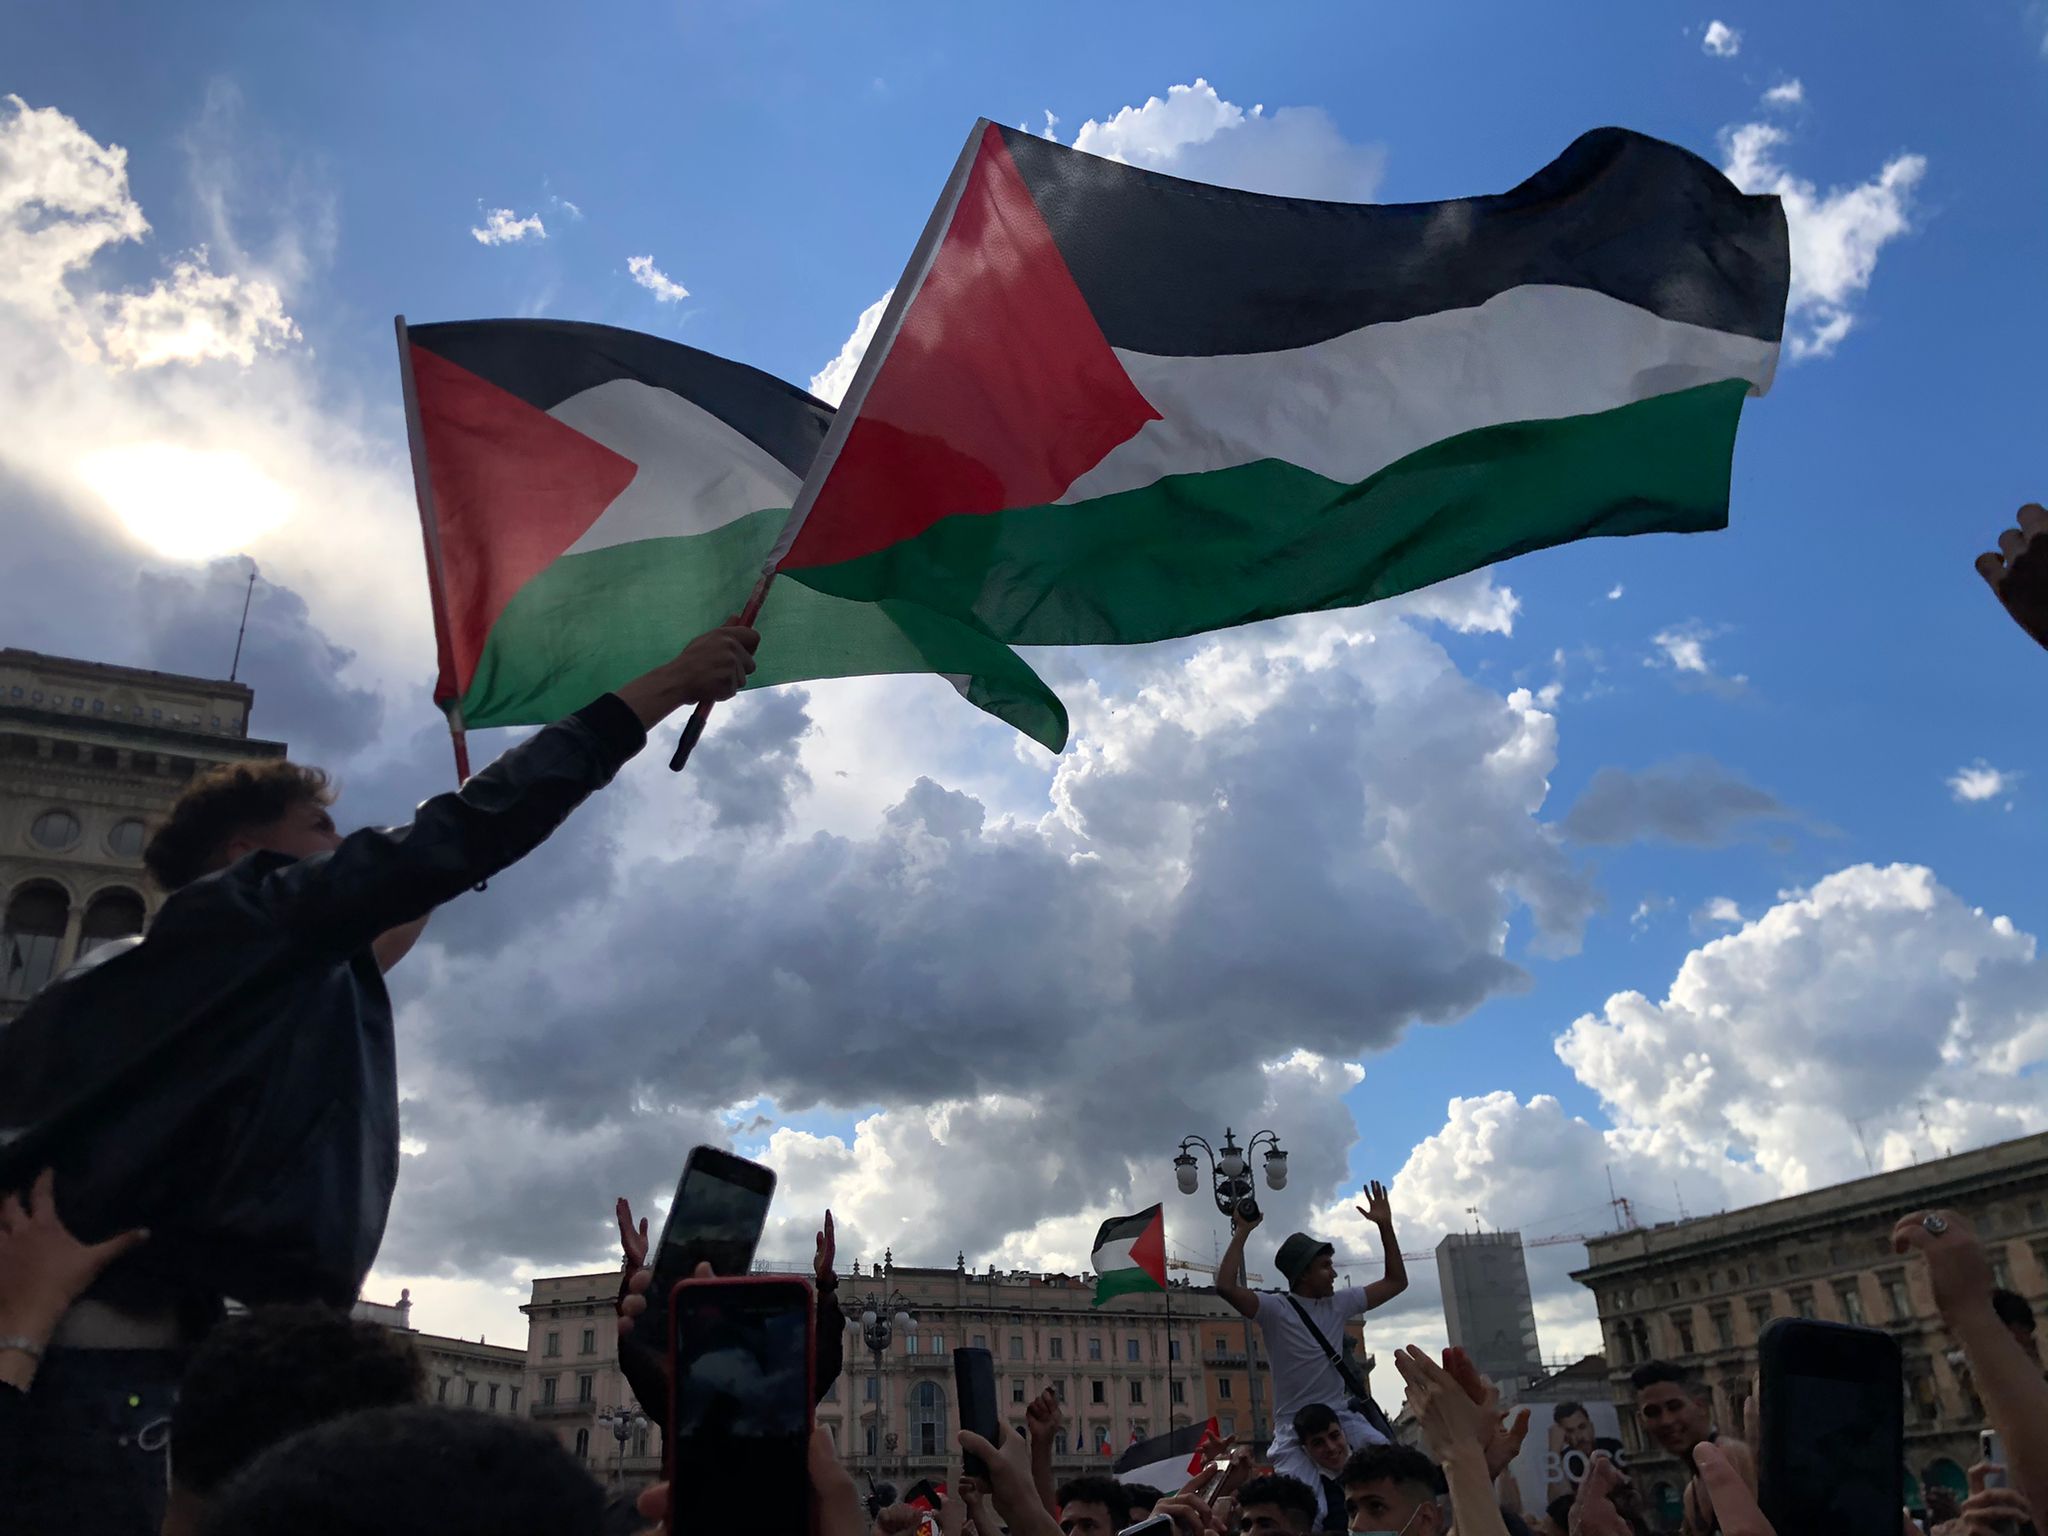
[260,624,758,960]
[1358,1180,1408,1310]
[1216,1207,1262,1319]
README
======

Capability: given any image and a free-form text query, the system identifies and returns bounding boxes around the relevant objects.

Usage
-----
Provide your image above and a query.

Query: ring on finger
[1922,1214,1949,1236]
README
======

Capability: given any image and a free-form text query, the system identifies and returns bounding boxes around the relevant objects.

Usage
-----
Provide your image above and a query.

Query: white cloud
[1948,760,2017,804]
[1722,122,1925,360]
[548,194,582,221]
[1763,79,1805,108]
[1391,863,2048,1359]
[1647,622,1747,691]
[1607,584,1624,601]
[1631,895,1674,931]
[809,290,890,406]
[470,207,545,245]
[1691,895,1744,930]
[1069,78,1385,202]
[1702,20,1742,57]
[627,253,689,303]
[0,94,295,371]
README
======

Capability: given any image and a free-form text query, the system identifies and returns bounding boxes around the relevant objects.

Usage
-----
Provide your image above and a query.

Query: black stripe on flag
[1114,1420,1213,1476]
[407,318,832,478]
[998,125,1789,357]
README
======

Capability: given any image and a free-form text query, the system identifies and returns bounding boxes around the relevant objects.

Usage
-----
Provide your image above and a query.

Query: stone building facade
[0,647,282,1022]
[1571,1131,2048,1522]
[354,1291,529,1419]
[519,1254,1372,1488]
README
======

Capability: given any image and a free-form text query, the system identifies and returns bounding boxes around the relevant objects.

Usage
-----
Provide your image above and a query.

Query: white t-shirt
[1254,1285,1372,1429]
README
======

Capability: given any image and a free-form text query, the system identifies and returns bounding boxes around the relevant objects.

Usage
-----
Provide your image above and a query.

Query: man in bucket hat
[1216,1180,1408,1491]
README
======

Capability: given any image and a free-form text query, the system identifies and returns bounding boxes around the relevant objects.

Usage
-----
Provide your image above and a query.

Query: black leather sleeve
[253,696,647,958]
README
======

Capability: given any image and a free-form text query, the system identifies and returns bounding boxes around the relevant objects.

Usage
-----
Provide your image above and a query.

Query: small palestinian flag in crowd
[395,319,1065,759]
[1114,1419,1223,1486]
[1090,1204,1167,1305]
[776,121,1788,656]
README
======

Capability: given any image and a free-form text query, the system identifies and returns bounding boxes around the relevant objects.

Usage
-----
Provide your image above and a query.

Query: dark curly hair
[1056,1476,1134,1527]
[169,1303,425,1497]
[1236,1472,1320,1532]
[143,758,332,891]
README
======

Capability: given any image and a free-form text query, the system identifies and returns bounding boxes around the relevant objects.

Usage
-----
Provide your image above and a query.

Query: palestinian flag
[1114,1419,1222,1486]
[773,123,1788,647]
[396,319,1065,748]
[1091,1204,1167,1305]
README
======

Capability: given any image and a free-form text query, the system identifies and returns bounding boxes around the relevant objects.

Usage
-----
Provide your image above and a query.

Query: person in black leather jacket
[0,620,758,1536]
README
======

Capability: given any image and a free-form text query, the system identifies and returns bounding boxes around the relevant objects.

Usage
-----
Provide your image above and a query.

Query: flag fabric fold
[776,123,1790,650]
[396,318,1066,748]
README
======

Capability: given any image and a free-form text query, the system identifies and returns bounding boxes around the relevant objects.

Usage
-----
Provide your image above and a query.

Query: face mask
[1351,1504,1425,1536]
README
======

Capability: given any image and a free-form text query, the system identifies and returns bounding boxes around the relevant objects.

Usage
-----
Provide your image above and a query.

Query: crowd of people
[0,508,2043,1534]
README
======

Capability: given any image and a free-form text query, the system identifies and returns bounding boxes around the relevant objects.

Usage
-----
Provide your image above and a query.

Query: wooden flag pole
[393,314,473,784]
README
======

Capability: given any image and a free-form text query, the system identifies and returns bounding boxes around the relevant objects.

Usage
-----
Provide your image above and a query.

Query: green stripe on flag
[1094,1267,1166,1305]
[789,379,1750,646]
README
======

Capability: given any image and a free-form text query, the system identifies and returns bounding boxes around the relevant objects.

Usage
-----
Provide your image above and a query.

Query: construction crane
[1168,1256,1266,1285]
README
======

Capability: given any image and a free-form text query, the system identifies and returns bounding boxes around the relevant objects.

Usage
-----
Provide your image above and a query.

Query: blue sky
[6,1,2046,1351]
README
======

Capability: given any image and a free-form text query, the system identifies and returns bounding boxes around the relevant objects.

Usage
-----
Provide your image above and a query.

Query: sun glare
[76,442,295,561]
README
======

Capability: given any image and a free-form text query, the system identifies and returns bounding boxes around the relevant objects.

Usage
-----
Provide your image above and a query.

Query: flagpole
[667,119,994,773]
[1165,1274,1175,1436]
[393,315,472,784]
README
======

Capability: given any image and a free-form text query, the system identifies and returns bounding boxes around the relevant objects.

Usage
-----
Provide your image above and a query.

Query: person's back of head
[166,1304,426,1534]
[196,1404,602,1536]
[1237,1472,1320,1535]
[144,758,336,891]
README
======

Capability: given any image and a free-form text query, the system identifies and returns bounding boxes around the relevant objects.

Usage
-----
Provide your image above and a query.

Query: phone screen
[1760,1321,1902,1536]
[669,1280,812,1530]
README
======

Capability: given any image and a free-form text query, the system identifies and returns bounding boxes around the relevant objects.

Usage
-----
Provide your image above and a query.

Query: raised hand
[956,1427,1059,1536]
[1891,1209,1997,1324]
[1358,1179,1394,1227]
[1975,504,2048,651]
[1568,1454,1635,1536]
[1395,1345,1496,1460]
[815,1210,837,1287]
[616,1196,649,1272]
[1441,1346,1531,1479]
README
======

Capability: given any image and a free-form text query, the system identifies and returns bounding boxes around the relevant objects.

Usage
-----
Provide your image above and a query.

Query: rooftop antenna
[1605,1165,1638,1232]
[1850,1117,1877,1175]
[1674,1181,1690,1221]
[1465,1205,1483,1233]
[228,569,257,682]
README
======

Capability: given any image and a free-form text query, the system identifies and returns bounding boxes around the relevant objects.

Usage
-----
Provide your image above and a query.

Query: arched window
[108,819,147,859]
[2,884,68,1001]
[909,1380,947,1457]
[634,1424,651,1458]
[574,1427,590,1460]
[78,888,146,956]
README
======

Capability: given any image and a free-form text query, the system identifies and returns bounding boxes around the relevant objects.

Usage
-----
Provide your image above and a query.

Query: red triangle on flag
[781,123,1159,573]
[1131,1205,1167,1290]
[409,343,639,703]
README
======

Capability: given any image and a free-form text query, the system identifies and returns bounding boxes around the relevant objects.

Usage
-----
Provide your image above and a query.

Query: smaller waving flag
[1090,1204,1167,1305]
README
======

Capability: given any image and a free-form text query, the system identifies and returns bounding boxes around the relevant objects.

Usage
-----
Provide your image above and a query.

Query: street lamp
[1172,1126,1289,1446]
[597,1404,648,1485]
[845,1250,916,1489]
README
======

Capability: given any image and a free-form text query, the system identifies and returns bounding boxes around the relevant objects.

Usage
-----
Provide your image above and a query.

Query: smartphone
[953,1347,999,1479]
[1981,1430,2007,1491]
[1119,1518,1174,1536]
[1757,1318,1903,1536]
[643,1147,775,1337]
[667,1275,814,1532]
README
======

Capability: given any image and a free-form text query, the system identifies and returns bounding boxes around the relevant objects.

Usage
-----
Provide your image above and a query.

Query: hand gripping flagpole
[667,119,996,773]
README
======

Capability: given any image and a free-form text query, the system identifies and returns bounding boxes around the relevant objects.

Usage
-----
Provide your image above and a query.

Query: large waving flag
[396,319,1065,755]
[772,124,1789,648]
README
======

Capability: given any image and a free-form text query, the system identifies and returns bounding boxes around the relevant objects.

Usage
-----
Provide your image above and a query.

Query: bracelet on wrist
[0,1335,46,1363]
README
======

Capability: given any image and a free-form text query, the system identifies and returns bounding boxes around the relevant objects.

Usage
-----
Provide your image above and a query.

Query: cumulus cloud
[471,207,545,245]
[1391,863,2048,1356]
[627,253,689,302]
[1561,757,1792,847]
[809,291,890,406]
[1068,79,1385,202]
[1702,20,1742,57]
[1722,122,1925,360]
[366,596,1594,1283]
[1948,760,2017,805]
[0,95,296,369]
[1763,79,1805,108]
